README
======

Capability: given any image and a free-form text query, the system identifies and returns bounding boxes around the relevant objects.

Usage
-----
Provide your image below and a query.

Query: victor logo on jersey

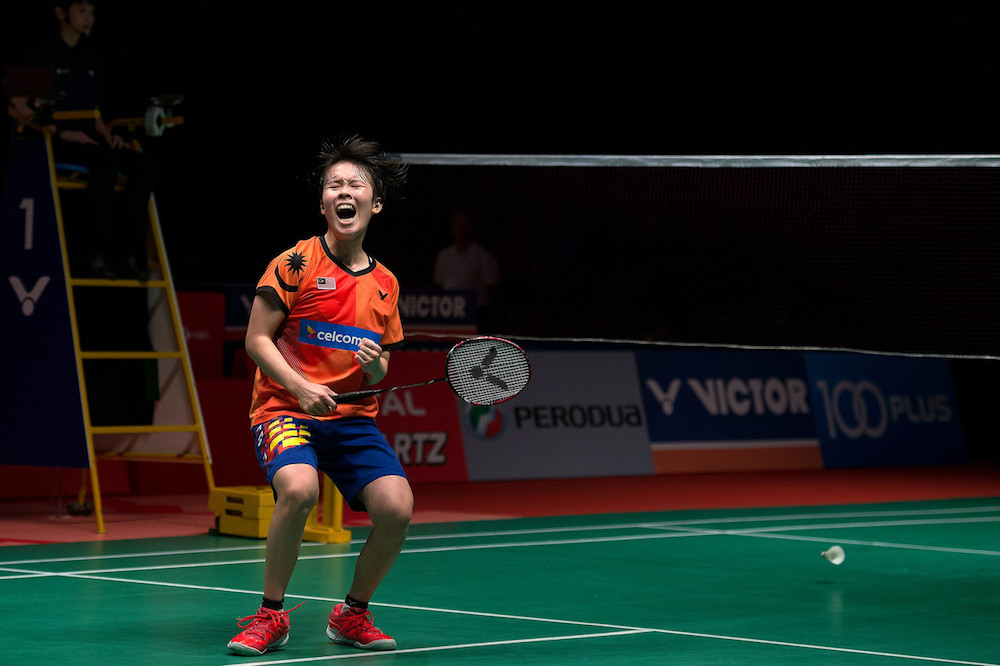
[300,319,380,351]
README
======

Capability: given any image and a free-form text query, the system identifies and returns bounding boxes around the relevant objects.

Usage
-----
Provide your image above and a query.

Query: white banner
[461,351,654,480]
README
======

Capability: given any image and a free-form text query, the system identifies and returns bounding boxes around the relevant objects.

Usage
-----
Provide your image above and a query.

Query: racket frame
[333,335,530,406]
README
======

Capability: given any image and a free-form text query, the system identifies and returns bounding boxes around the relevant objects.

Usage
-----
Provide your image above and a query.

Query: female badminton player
[228,135,409,656]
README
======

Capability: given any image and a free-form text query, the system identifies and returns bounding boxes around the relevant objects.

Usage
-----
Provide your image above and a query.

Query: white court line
[8,560,971,666]
[213,601,1000,666]
[0,564,993,665]
[3,504,998,568]
[0,548,995,664]
[729,531,1000,557]
[4,511,1000,580]
[722,515,1000,534]
[0,531,709,580]
[225,630,654,665]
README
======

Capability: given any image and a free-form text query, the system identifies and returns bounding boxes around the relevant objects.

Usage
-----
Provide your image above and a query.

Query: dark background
[3,1,999,341]
[2,2,998,460]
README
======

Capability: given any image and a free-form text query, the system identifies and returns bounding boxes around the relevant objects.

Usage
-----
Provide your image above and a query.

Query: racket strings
[446,338,530,404]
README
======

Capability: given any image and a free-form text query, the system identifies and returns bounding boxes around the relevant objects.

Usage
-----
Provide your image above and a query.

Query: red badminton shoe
[326,603,397,650]
[227,604,300,656]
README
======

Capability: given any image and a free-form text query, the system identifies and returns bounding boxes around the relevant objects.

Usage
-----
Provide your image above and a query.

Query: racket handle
[334,377,447,404]
[333,388,385,403]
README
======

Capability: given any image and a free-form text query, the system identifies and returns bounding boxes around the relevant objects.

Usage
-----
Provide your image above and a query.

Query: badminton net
[384,153,1000,359]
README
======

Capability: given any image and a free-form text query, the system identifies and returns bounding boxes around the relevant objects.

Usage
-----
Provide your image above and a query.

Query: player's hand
[354,338,383,373]
[293,381,338,416]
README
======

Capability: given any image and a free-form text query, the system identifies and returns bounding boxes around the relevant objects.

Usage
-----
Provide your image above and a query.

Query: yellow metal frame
[37,108,349,538]
[42,112,215,533]
[208,477,351,543]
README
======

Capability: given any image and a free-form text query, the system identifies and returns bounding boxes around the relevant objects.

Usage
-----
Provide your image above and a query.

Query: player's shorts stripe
[257,417,311,464]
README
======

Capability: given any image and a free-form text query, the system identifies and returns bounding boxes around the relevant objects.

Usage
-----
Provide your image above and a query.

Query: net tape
[392,153,1000,168]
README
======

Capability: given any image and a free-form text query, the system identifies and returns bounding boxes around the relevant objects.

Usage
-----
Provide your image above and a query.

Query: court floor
[2,497,998,665]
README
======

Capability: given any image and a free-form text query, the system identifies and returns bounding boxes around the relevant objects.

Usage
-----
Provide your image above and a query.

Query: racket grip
[333,388,383,403]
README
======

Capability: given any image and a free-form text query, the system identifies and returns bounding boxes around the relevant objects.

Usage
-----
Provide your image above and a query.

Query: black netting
[378,162,1000,357]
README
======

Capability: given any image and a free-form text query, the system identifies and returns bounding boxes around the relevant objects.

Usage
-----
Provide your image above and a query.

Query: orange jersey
[249,235,403,425]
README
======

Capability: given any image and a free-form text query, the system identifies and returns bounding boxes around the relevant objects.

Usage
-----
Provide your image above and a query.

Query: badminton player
[228,135,410,655]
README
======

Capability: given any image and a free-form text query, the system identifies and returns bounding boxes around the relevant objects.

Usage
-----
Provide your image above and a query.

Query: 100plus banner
[803,352,966,468]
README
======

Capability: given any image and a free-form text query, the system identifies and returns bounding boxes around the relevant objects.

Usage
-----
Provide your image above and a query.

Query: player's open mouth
[336,203,356,220]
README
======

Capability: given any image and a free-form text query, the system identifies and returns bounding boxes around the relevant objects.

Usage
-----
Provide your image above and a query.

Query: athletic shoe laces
[338,608,385,636]
[347,610,374,629]
[235,602,303,639]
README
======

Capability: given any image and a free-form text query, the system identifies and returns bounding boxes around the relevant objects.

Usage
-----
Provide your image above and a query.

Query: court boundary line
[1,565,994,665]
[215,600,1000,665]
[3,504,999,575]
[3,513,999,583]
[2,503,998,568]
[3,506,999,666]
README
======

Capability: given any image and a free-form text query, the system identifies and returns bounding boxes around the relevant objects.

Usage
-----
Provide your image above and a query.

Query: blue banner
[1,136,89,467]
[637,350,816,444]
[804,352,966,467]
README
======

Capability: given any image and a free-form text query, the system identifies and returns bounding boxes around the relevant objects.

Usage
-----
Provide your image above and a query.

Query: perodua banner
[459,351,655,480]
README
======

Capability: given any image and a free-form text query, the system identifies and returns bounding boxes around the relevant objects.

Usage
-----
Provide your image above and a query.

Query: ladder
[41,112,215,533]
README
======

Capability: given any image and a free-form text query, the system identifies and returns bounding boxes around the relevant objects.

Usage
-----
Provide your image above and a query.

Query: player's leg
[328,474,411,651]
[228,463,319,655]
[349,474,413,602]
[229,420,321,656]
[264,462,322,600]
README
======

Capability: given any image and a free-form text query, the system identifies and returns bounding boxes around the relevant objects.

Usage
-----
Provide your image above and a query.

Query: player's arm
[245,293,337,415]
[355,339,389,386]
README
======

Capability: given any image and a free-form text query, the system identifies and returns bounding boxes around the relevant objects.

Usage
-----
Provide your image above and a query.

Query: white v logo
[9,275,51,316]
[645,378,683,416]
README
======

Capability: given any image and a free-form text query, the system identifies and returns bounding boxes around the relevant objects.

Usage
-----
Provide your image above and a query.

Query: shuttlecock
[822,546,846,565]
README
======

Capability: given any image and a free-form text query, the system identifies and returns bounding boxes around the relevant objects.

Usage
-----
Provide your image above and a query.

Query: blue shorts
[252,416,406,512]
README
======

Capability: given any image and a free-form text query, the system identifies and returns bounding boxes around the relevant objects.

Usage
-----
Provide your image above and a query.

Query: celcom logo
[464,403,504,440]
[815,379,953,440]
[299,320,378,351]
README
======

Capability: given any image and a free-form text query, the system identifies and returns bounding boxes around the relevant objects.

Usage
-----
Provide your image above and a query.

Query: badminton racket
[335,336,531,406]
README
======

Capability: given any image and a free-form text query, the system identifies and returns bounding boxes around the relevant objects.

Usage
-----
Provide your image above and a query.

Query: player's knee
[383,498,412,532]
[371,487,412,533]
[275,479,319,515]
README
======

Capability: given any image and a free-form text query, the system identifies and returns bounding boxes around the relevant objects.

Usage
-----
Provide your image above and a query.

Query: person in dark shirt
[8,1,154,279]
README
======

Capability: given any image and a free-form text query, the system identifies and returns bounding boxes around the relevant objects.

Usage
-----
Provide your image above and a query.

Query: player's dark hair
[55,1,95,12]
[315,135,407,203]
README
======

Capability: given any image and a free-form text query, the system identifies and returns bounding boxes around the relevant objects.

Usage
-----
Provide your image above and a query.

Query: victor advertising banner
[637,350,823,473]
